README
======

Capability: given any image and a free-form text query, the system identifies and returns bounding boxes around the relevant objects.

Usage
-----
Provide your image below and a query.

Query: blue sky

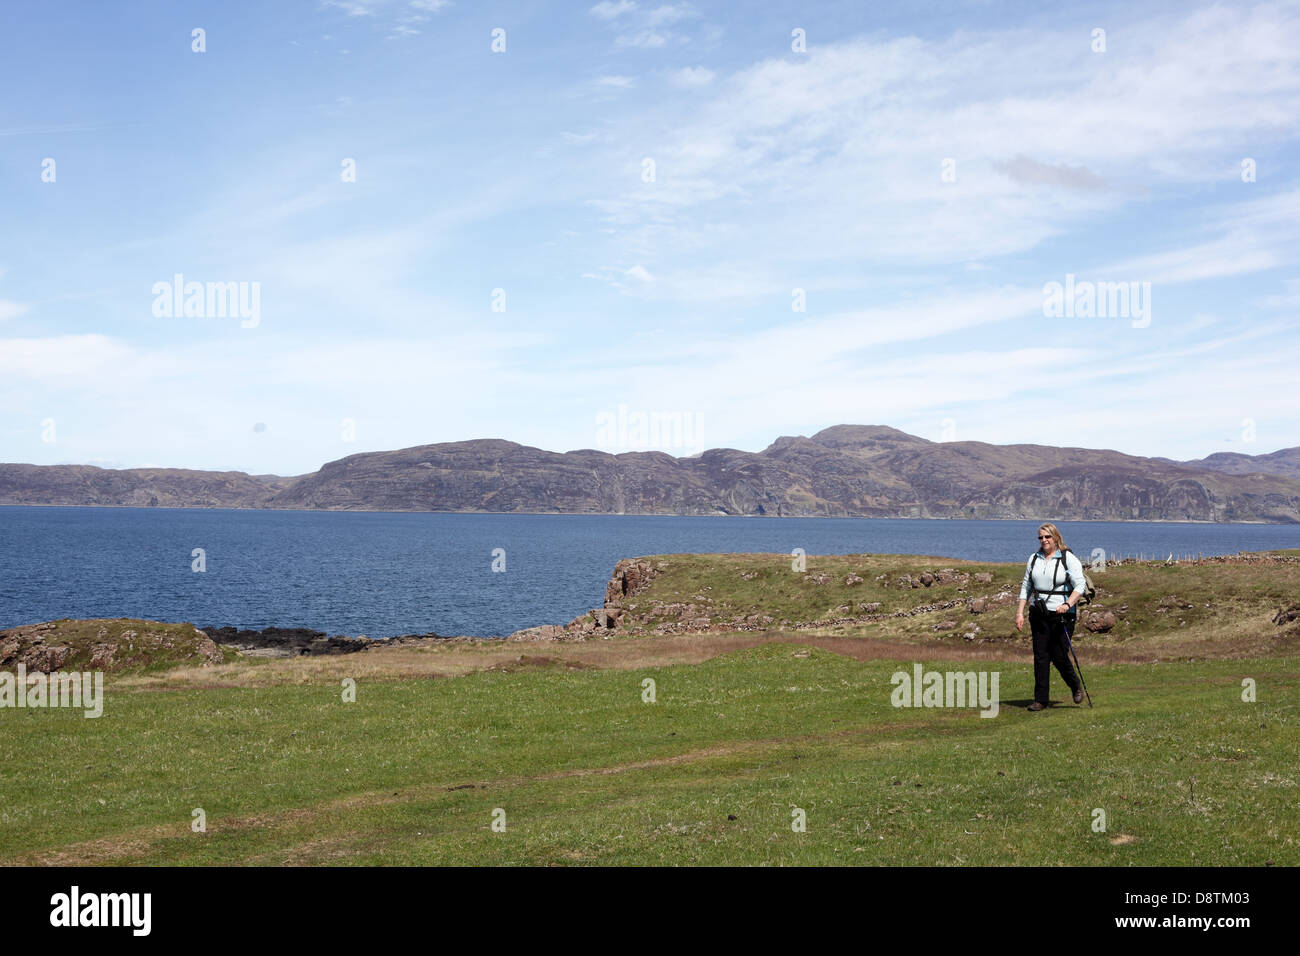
[2,0,1298,474]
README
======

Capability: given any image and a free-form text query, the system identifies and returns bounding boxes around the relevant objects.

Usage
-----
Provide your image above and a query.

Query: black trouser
[1029,604,1080,703]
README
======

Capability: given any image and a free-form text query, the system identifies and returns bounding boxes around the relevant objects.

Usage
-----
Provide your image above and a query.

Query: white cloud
[592,0,699,48]
[668,66,714,88]
[11,2,1300,469]
[320,0,381,15]
[617,31,668,48]
[0,267,26,321]
[320,0,449,36]
[645,4,696,27]
[589,1,637,19]
[0,335,146,388]
[1100,233,1280,285]
[0,329,547,469]
[576,4,1300,297]
[1255,278,1300,310]
[321,0,450,14]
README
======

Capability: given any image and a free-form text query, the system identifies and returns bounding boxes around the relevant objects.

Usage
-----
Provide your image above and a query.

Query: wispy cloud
[5,1,1300,469]
[667,65,714,87]
[0,301,28,321]
[319,0,451,36]
[0,268,27,322]
[578,5,1300,293]
[320,0,383,15]
[589,1,637,20]
[591,0,700,48]
[0,121,125,137]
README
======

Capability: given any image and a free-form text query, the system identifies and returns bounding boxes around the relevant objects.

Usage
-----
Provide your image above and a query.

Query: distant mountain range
[4,425,1300,522]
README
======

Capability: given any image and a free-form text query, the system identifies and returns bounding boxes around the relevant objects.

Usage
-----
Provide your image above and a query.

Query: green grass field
[3,642,1296,865]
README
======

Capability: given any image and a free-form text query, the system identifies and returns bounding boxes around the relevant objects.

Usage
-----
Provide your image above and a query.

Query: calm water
[2,507,1298,638]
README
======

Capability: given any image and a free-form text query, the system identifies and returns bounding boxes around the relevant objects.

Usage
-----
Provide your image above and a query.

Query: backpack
[1029,547,1096,609]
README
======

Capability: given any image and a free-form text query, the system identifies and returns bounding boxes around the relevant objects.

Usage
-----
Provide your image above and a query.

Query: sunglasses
[1038,534,1052,540]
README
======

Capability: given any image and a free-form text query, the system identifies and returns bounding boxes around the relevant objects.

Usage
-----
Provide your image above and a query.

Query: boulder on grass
[1083,610,1116,633]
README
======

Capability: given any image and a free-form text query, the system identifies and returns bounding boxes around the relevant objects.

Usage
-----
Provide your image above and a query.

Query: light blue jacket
[1019,548,1086,611]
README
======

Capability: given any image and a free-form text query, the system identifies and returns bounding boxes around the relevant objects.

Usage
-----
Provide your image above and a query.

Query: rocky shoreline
[186,549,1300,651]
[7,550,1298,666]
[197,625,461,657]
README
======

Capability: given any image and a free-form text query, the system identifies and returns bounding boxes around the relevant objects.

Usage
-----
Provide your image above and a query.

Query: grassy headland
[2,551,1296,865]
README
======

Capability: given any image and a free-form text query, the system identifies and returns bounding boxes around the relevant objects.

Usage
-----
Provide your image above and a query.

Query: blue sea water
[2,507,1298,638]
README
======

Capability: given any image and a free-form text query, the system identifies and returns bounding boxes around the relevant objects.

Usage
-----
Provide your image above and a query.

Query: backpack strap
[1064,548,1096,605]
[1030,550,1073,600]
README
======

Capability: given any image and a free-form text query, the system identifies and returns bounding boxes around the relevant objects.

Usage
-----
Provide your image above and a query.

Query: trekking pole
[1063,615,1093,708]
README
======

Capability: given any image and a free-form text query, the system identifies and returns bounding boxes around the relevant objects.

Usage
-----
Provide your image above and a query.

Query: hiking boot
[1028,701,1047,711]
[1073,687,1084,704]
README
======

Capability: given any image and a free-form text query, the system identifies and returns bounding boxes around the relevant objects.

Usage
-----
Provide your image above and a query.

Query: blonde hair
[1038,523,1067,553]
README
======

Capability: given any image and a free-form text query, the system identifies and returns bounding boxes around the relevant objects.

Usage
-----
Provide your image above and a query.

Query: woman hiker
[1014,522,1085,711]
